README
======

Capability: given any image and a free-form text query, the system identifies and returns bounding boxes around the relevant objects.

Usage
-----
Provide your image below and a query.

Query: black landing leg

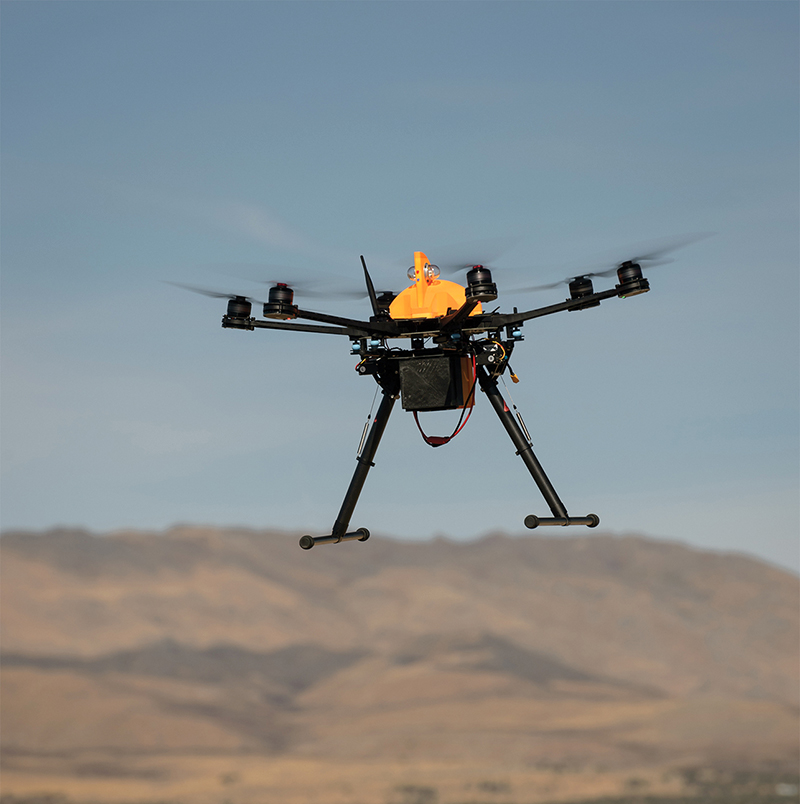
[299,388,397,548]
[476,366,599,529]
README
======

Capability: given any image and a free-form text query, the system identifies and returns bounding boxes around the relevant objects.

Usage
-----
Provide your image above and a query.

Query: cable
[413,355,478,447]
[356,385,380,456]
[501,372,532,445]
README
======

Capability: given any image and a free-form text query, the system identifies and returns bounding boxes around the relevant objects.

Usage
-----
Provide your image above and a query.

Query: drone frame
[215,256,651,549]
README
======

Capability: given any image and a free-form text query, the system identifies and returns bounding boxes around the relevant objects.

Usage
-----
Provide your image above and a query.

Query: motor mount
[226,296,252,319]
[263,283,299,319]
[466,265,498,302]
[568,276,601,310]
[616,261,650,297]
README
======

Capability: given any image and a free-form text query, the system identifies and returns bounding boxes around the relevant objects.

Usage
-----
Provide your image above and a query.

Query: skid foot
[525,514,599,529]
[299,528,370,549]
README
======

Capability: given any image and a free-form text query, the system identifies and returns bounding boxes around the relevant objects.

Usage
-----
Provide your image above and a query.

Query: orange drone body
[389,251,483,320]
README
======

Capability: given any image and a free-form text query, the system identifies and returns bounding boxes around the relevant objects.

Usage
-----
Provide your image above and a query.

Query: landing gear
[477,365,599,529]
[299,352,597,549]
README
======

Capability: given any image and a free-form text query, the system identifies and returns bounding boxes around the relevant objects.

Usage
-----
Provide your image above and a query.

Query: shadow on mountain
[1,640,365,694]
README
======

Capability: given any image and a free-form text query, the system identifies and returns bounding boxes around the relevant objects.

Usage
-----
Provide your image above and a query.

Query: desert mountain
[1,527,798,803]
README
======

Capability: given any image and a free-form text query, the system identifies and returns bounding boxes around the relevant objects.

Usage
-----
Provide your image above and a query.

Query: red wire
[413,355,477,447]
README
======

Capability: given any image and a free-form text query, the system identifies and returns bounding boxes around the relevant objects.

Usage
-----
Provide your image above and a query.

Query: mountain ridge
[2,527,797,802]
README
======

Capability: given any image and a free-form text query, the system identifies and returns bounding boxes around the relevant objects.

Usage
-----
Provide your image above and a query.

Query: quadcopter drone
[180,239,698,549]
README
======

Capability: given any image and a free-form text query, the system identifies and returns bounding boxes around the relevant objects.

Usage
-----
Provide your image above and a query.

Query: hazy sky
[2,1,798,571]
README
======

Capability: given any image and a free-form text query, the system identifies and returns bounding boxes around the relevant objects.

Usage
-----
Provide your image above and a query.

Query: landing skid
[298,363,597,549]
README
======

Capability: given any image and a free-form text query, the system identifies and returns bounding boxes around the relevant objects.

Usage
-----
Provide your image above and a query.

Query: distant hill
[1,527,798,803]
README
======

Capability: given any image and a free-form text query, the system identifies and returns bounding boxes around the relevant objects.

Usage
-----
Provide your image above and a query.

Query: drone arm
[294,308,399,337]
[249,319,361,336]
[486,287,621,328]
[438,298,482,334]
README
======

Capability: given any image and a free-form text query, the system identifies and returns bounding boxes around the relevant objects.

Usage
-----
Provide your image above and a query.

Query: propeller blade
[587,258,675,279]
[262,284,367,300]
[623,231,714,264]
[510,279,571,293]
[197,261,369,301]
[164,281,262,302]
[508,232,713,294]
[432,235,521,275]
[250,273,375,300]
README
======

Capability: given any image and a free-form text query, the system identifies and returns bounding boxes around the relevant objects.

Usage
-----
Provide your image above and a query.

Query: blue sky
[2,1,798,571]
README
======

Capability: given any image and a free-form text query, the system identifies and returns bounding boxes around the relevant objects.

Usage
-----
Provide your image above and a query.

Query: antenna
[361,255,380,318]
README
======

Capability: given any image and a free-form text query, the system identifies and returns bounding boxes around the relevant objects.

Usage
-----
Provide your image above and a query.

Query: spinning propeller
[510,232,713,294]
[164,281,262,318]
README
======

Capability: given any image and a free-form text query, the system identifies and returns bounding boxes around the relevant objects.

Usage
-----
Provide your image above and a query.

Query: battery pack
[399,356,473,411]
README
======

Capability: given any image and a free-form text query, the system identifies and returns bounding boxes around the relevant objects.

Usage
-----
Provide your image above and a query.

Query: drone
[178,237,703,549]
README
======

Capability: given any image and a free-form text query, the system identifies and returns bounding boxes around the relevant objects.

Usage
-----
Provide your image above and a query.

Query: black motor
[567,276,600,310]
[465,265,498,302]
[616,261,650,297]
[263,283,299,319]
[226,296,252,319]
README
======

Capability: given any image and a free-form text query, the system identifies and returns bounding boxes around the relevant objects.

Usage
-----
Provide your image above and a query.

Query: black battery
[399,355,473,411]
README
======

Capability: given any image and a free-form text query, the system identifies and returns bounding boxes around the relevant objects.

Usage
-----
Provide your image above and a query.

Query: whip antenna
[361,255,380,318]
